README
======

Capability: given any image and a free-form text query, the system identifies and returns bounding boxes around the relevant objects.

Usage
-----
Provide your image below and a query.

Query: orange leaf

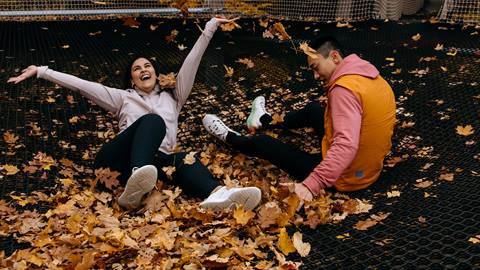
[233,205,255,225]
[277,228,296,255]
[158,72,176,89]
[1,164,20,175]
[122,17,140,28]
[3,131,19,144]
[299,42,318,59]
[456,125,474,136]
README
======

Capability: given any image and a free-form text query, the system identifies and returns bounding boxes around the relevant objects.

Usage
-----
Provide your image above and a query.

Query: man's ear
[330,50,341,63]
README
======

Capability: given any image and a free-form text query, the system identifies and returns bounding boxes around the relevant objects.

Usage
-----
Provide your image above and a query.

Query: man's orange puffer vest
[323,74,396,191]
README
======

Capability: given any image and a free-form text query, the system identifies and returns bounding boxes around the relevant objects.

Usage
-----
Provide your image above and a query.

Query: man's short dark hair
[310,36,346,58]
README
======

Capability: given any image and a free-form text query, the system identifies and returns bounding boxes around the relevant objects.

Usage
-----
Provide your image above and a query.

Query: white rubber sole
[118,165,157,209]
[200,187,262,211]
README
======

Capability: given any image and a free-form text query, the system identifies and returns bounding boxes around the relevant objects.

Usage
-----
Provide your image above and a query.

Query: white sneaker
[246,96,270,130]
[118,165,157,209]
[200,186,262,211]
[202,114,240,142]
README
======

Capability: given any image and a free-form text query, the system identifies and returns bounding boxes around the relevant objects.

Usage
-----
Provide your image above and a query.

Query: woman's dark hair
[122,55,161,89]
[123,55,177,100]
[310,35,346,58]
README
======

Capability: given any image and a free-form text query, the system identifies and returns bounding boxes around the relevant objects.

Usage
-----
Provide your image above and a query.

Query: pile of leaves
[0,149,380,269]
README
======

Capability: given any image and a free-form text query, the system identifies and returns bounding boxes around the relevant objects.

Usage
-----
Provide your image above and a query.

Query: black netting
[0,18,479,268]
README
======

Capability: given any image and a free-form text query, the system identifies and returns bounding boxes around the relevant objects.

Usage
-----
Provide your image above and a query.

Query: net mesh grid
[0,17,479,268]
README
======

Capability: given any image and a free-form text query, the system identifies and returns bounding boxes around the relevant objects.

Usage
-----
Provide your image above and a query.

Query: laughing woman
[8,17,261,211]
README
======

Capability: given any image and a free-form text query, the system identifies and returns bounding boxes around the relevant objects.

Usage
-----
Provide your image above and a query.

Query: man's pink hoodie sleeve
[302,54,380,195]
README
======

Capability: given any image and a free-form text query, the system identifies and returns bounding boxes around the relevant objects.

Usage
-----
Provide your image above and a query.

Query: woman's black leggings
[226,102,325,181]
[94,113,219,199]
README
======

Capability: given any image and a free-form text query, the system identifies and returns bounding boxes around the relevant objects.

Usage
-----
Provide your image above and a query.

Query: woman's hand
[213,16,240,25]
[7,65,38,84]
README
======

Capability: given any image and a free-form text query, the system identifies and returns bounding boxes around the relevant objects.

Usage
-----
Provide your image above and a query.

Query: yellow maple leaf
[446,48,458,56]
[1,164,20,175]
[411,33,421,41]
[386,190,401,198]
[233,205,255,225]
[292,232,311,257]
[434,43,444,51]
[468,235,480,244]
[277,227,296,255]
[183,151,196,165]
[456,125,474,136]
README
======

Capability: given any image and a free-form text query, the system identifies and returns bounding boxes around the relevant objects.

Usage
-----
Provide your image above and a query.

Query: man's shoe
[200,186,262,211]
[118,165,157,209]
[202,114,240,142]
[246,96,270,130]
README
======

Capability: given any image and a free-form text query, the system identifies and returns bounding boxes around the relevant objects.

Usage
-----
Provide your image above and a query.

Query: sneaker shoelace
[210,119,227,136]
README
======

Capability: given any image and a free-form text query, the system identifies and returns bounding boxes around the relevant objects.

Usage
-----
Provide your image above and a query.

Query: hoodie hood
[328,54,379,86]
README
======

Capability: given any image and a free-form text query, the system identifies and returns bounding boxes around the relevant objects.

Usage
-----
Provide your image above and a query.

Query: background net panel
[0,0,459,22]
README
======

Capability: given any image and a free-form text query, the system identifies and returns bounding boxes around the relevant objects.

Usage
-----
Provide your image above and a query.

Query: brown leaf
[3,131,19,144]
[122,17,140,28]
[165,29,179,43]
[74,251,97,270]
[354,219,378,231]
[271,22,291,40]
[439,173,454,181]
[257,201,281,228]
[414,180,433,188]
[95,168,120,190]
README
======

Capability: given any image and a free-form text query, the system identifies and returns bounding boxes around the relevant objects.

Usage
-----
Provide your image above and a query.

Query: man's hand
[7,65,38,84]
[280,182,313,211]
